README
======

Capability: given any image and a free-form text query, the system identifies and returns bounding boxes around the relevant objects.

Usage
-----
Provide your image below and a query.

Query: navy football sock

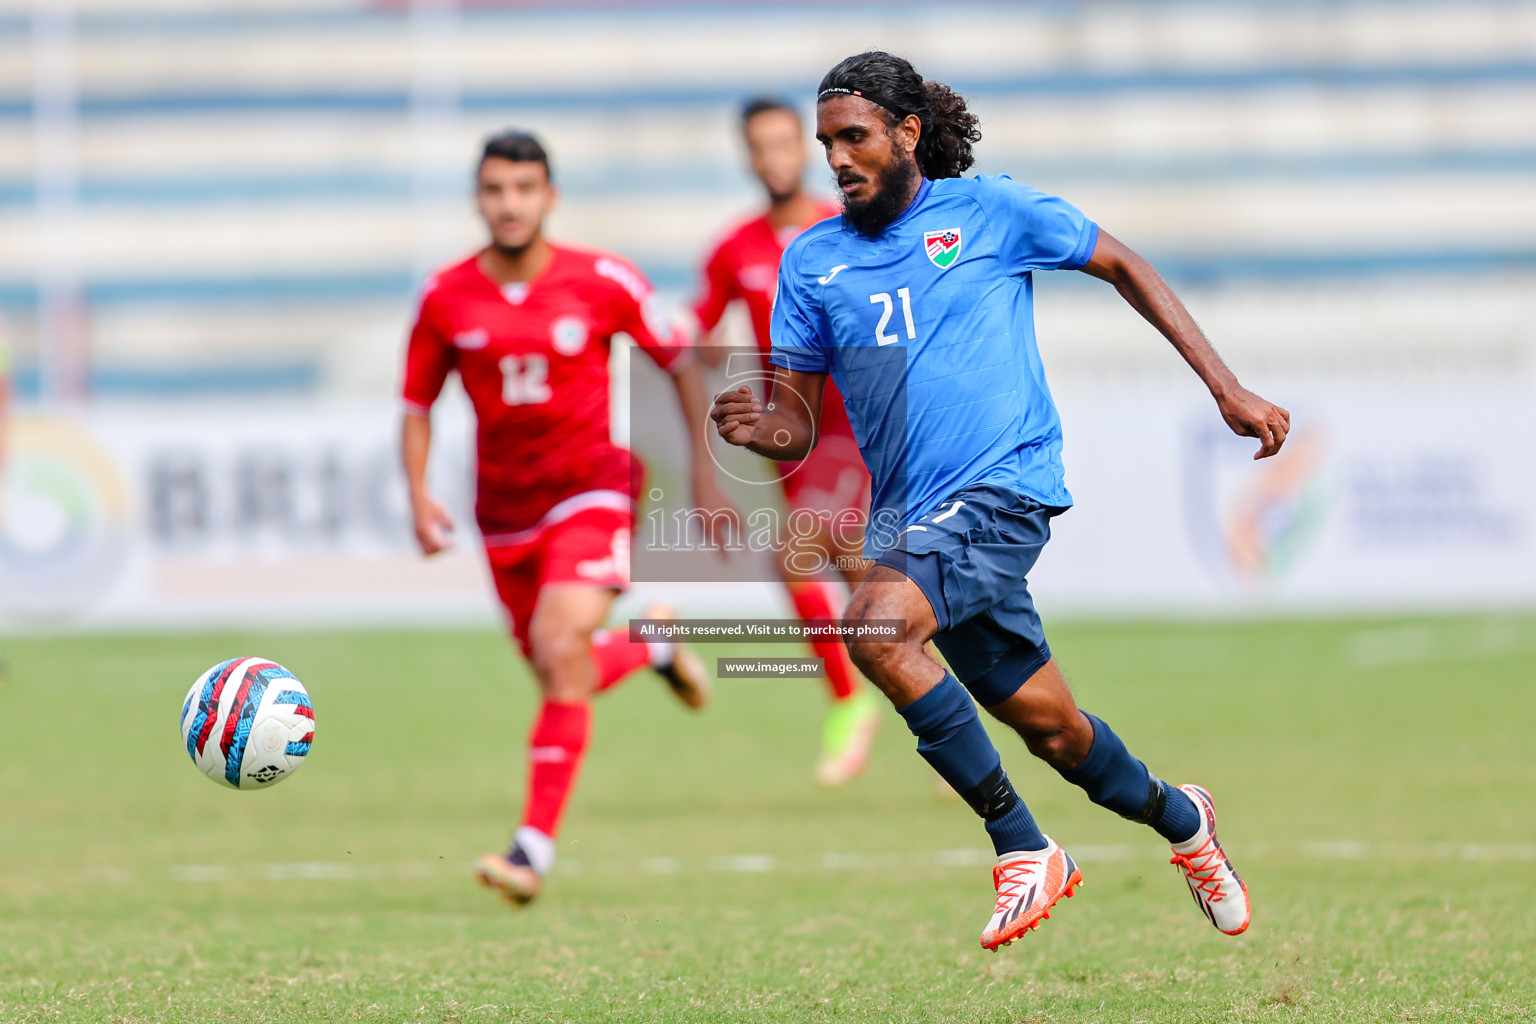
[1058,713,1199,844]
[983,796,1047,858]
[897,674,1047,854]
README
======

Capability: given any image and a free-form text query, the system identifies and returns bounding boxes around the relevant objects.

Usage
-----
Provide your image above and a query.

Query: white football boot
[979,836,1083,950]
[1169,784,1251,935]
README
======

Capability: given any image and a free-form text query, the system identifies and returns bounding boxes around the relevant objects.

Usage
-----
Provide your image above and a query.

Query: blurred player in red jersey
[401,131,736,906]
[691,99,879,786]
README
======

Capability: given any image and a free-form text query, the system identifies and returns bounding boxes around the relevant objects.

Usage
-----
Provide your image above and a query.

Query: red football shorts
[778,430,871,520]
[484,506,631,655]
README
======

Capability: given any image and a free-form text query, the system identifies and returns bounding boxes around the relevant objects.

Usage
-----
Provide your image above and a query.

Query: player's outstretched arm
[711,367,826,461]
[400,410,455,556]
[1080,230,1291,460]
[668,361,741,540]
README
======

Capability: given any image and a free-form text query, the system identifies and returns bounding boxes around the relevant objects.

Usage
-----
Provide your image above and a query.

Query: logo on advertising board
[0,415,132,616]
[1183,424,1329,586]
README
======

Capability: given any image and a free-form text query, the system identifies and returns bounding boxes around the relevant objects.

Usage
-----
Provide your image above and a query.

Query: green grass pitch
[1,615,1533,1023]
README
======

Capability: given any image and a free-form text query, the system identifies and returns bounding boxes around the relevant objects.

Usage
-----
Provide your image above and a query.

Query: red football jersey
[403,244,689,540]
[692,204,857,441]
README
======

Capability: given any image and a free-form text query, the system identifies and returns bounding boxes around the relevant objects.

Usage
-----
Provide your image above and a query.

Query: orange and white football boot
[474,851,540,907]
[979,836,1083,950]
[1169,784,1251,935]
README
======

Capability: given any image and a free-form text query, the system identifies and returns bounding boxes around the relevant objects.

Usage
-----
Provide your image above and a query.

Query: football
[179,657,315,789]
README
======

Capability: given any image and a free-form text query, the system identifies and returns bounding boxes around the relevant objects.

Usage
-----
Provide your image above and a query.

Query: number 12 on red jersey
[500,354,551,406]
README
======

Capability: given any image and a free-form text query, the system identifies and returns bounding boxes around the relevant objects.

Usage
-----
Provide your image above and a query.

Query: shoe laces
[991,858,1042,913]
[1170,836,1227,903]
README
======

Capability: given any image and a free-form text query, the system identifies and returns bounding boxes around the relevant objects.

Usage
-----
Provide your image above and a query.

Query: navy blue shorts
[874,483,1067,707]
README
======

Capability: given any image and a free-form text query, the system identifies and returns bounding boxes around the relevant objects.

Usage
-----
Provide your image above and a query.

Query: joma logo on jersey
[924,229,962,269]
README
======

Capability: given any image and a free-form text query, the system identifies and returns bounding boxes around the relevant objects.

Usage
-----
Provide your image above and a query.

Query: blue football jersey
[768,174,1099,556]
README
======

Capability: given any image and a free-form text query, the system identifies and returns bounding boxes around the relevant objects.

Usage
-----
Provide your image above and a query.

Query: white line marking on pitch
[81,841,1536,886]
[1346,619,1536,669]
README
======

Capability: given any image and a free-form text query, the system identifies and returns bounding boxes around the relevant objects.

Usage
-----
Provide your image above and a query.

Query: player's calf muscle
[1015,717,1089,770]
[985,663,1093,769]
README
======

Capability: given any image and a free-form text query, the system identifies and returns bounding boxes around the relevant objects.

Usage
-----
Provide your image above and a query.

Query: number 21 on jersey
[500,354,551,405]
[870,288,917,346]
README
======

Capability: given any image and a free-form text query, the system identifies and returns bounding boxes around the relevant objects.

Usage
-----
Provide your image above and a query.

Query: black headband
[817,86,912,118]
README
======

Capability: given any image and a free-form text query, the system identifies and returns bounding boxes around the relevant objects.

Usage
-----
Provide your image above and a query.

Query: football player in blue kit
[712,51,1290,950]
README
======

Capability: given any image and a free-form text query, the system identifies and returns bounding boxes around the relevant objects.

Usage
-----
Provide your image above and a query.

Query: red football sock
[521,700,592,838]
[590,627,654,693]
[787,580,860,701]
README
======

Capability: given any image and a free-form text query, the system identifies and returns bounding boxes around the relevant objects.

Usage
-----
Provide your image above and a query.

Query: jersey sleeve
[401,280,456,414]
[691,236,738,335]
[766,239,831,373]
[598,255,692,373]
[975,174,1100,274]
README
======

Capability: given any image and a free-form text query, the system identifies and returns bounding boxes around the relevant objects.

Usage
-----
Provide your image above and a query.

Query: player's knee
[843,592,896,677]
[842,582,901,633]
[846,635,897,680]
[528,623,589,690]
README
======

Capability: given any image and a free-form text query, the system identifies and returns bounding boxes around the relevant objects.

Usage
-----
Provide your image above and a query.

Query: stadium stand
[0,0,1532,397]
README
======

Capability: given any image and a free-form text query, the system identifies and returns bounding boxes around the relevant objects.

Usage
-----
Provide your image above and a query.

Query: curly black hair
[817,51,981,179]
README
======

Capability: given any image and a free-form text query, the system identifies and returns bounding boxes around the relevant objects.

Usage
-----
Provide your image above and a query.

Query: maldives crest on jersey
[923,229,962,269]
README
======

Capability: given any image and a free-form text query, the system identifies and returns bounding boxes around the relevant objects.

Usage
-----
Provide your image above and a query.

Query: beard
[491,236,534,258]
[837,152,920,237]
